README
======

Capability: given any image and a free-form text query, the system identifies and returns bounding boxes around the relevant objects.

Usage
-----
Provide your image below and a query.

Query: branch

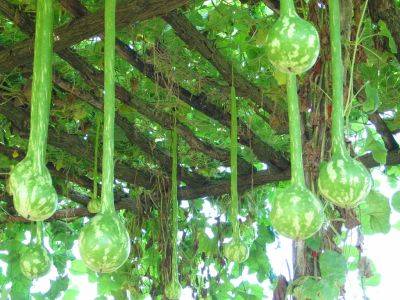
[368,0,400,62]
[179,149,400,200]
[58,0,286,172]
[163,11,285,124]
[369,112,399,150]
[0,98,158,190]
[0,0,190,72]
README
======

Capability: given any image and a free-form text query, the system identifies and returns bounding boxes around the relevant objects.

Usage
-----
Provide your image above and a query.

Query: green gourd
[8,0,57,221]
[269,2,324,239]
[317,0,372,208]
[265,0,320,74]
[223,86,249,263]
[20,222,52,279]
[78,0,130,273]
[88,115,102,214]
[164,116,182,300]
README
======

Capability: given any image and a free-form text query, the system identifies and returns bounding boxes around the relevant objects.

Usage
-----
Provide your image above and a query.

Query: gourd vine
[317,0,373,209]
[268,0,324,240]
[19,222,52,280]
[88,115,102,214]
[7,0,57,221]
[164,112,182,300]
[223,82,249,263]
[78,0,130,273]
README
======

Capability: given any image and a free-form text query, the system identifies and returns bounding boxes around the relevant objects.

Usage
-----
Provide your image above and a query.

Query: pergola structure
[0,0,399,220]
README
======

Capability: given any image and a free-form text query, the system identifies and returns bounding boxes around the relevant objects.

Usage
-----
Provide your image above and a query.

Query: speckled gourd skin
[318,0,372,208]
[224,239,250,263]
[8,0,57,221]
[79,212,130,273]
[265,10,320,74]
[20,245,52,279]
[165,277,182,300]
[9,159,57,221]
[271,184,324,240]
[318,155,372,208]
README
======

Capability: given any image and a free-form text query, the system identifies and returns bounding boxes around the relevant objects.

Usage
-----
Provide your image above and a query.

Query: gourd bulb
[20,245,52,279]
[223,239,249,263]
[318,156,372,208]
[265,15,320,74]
[165,278,182,300]
[79,212,130,273]
[9,159,57,221]
[270,184,324,240]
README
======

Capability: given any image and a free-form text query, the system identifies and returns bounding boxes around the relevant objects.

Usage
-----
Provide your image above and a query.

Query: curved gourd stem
[26,0,53,172]
[101,0,116,214]
[230,86,240,241]
[287,73,306,187]
[329,0,348,158]
[92,115,101,203]
[36,222,44,246]
[171,113,179,280]
[280,0,297,16]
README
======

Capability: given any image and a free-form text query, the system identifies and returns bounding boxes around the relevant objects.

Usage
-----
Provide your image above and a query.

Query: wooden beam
[0,0,190,73]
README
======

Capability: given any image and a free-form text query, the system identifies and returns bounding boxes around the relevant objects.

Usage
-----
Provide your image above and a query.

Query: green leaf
[391,191,400,212]
[358,191,391,235]
[70,260,88,275]
[378,21,398,54]
[362,128,387,164]
[362,82,380,113]
[306,235,322,251]
[63,288,79,300]
[319,251,347,286]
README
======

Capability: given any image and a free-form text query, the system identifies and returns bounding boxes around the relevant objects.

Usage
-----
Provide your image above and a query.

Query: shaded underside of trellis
[0,0,399,221]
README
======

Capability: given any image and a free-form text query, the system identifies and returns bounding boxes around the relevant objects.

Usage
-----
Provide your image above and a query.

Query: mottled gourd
[318,0,372,208]
[8,0,57,221]
[270,57,324,239]
[79,212,130,273]
[78,0,130,273]
[223,239,250,263]
[270,184,324,239]
[265,0,320,74]
[20,244,52,279]
[9,161,57,221]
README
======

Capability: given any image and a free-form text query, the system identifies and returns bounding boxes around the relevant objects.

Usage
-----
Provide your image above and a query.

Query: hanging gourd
[164,117,182,300]
[8,0,57,221]
[88,115,102,214]
[20,222,52,279]
[265,0,320,74]
[317,0,372,208]
[78,0,130,273]
[223,85,249,263]
[268,1,324,240]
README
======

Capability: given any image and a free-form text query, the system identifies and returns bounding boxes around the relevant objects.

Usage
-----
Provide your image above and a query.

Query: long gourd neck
[280,0,297,17]
[101,0,116,214]
[171,116,179,278]
[329,0,348,158]
[26,0,53,172]
[230,86,240,241]
[287,73,306,187]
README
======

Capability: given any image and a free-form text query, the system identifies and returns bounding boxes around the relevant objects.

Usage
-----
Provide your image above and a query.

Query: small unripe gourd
[20,244,52,279]
[20,222,52,280]
[8,0,57,221]
[270,184,324,239]
[224,239,249,263]
[318,0,372,208]
[165,277,182,300]
[265,0,320,74]
[79,212,130,273]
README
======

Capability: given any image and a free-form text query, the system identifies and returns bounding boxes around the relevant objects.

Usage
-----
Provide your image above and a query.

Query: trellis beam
[0,0,190,72]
